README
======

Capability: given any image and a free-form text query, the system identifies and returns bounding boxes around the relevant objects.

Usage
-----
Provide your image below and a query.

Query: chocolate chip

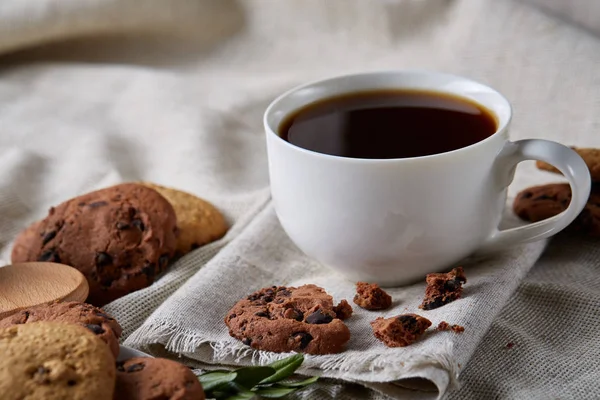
[444,279,458,291]
[116,362,126,372]
[262,296,274,303]
[85,324,105,334]
[88,201,108,208]
[255,311,269,318]
[41,231,56,246]
[422,297,445,310]
[126,363,145,372]
[397,315,418,330]
[141,263,156,279]
[294,310,304,321]
[228,313,236,320]
[158,255,170,269]
[23,311,30,322]
[128,207,137,218]
[291,332,313,349]
[95,252,112,267]
[131,219,145,231]
[274,298,285,304]
[305,309,333,324]
[38,249,60,263]
[67,380,77,386]
[116,222,130,230]
[278,289,292,297]
[95,312,113,320]
[78,202,86,207]
[522,192,533,199]
[247,293,260,301]
[35,366,49,376]
[265,289,274,296]
[242,338,252,346]
[534,194,553,201]
[101,277,115,287]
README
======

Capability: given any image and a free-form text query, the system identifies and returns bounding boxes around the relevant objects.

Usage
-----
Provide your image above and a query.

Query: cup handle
[478,139,591,253]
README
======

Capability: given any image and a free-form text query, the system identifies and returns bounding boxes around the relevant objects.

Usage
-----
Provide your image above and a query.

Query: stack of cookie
[513,147,600,236]
[0,301,205,400]
[11,182,228,306]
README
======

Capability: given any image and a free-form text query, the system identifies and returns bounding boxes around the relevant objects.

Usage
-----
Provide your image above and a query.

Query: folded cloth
[117,200,545,399]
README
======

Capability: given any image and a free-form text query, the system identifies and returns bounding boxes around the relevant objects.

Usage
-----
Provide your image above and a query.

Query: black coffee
[279,89,497,159]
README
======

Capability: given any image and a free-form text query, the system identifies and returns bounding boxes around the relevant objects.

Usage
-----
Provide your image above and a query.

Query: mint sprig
[198,354,318,399]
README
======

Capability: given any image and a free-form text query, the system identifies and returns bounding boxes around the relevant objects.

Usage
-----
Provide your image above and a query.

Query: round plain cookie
[0,301,122,358]
[536,147,600,182]
[11,183,178,306]
[0,321,115,400]
[225,284,352,355]
[115,357,205,400]
[140,182,228,255]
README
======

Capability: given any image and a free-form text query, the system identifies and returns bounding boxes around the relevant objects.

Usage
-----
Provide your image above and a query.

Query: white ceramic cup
[264,71,591,286]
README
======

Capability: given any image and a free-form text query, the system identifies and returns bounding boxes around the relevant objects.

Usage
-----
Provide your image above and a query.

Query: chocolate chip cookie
[115,357,205,400]
[419,266,467,310]
[140,182,228,255]
[11,220,42,263]
[225,285,352,354]
[11,183,178,306]
[0,301,122,358]
[513,183,600,236]
[371,314,432,347]
[0,321,115,400]
[353,282,392,310]
[536,147,600,182]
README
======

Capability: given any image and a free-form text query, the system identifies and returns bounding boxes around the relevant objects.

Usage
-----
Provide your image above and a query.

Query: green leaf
[209,382,249,399]
[277,376,319,388]
[198,371,237,392]
[259,354,304,385]
[224,392,256,400]
[254,386,299,398]
[233,366,276,390]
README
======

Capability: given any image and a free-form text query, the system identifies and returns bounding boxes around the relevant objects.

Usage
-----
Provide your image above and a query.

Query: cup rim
[263,69,513,163]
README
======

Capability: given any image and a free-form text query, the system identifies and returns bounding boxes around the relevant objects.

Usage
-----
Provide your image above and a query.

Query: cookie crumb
[506,342,515,349]
[353,282,392,310]
[333,300,353,320]
[419,267,466,310]
[436,321,464,333]
[371,314,431,347]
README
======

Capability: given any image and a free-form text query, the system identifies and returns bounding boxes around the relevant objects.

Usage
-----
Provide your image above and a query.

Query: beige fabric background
[0,1,599,399]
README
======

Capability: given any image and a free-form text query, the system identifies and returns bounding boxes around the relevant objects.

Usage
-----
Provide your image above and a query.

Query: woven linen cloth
[0,0,599,399]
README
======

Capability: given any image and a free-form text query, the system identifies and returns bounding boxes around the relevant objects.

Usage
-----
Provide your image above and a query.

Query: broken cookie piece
[436,321,465,333]
[371,314,431,347]
[419,267,467,310]
[353,282,392,310]
[225,284,351,354]
[333,299,353,320]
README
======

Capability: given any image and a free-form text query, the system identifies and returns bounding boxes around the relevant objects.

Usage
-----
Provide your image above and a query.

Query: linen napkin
[116,201,546,399]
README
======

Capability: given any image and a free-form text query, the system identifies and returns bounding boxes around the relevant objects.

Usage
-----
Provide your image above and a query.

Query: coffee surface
[279,89,497,159]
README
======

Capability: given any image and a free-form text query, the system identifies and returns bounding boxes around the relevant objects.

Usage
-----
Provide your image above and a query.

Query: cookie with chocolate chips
[225,284,352,355]
[513,183,600,236]
[371,313,432,347]
[114,357,205,400]
[0,301,122,358]
[419,266,467,310]
[11,183,177,306]
[0,322,115,400]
